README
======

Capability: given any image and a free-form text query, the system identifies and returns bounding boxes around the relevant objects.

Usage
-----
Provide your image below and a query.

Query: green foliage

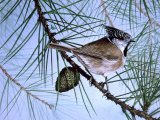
[0,0,160,120]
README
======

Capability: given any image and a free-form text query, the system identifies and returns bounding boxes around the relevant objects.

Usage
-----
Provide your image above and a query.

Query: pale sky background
[0,0,157,120]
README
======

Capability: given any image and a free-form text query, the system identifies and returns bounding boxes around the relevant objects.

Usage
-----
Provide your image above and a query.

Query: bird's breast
[77,54,125,76]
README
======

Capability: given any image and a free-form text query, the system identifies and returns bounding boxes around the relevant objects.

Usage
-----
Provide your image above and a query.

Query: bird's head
[104,26,135,54]
[105,25,134,46]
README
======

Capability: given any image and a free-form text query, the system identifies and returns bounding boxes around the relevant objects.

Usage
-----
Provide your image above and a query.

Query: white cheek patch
[113,39,126,53]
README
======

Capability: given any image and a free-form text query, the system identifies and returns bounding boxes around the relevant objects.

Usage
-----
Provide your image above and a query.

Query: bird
[49,26,134,92]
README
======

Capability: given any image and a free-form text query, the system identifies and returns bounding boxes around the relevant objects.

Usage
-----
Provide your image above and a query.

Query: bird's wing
[49,43,103,59]
[74,50,119,61]
[76,37,121,60]
[49,37,121,61]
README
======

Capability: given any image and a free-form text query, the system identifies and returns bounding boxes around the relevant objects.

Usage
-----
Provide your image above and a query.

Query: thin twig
[0,65,53,109]
[33,0,158,119]
[100,0,114,27]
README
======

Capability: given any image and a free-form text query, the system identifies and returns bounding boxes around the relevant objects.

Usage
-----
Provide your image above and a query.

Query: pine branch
[0,65,53,109]
[33,0,158,119]
[133,0,160,27]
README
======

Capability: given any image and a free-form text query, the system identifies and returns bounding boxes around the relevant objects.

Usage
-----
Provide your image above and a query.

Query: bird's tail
[49,43,73,53]
[49,43,87,56]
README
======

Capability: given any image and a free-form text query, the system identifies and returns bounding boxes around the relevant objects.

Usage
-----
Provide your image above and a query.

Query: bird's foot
[98,82,110,93]
[103,90,110,96]
[98,82,106,88]
[89,77,94,86]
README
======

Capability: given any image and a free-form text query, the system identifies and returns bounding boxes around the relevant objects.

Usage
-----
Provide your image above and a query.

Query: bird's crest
[105,26,131,40]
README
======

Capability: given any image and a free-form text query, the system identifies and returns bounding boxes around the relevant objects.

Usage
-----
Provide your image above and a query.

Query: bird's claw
[89,77,94,86]
[98,81,110,93]
[98,82,106,88]
[103,90,110,97]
